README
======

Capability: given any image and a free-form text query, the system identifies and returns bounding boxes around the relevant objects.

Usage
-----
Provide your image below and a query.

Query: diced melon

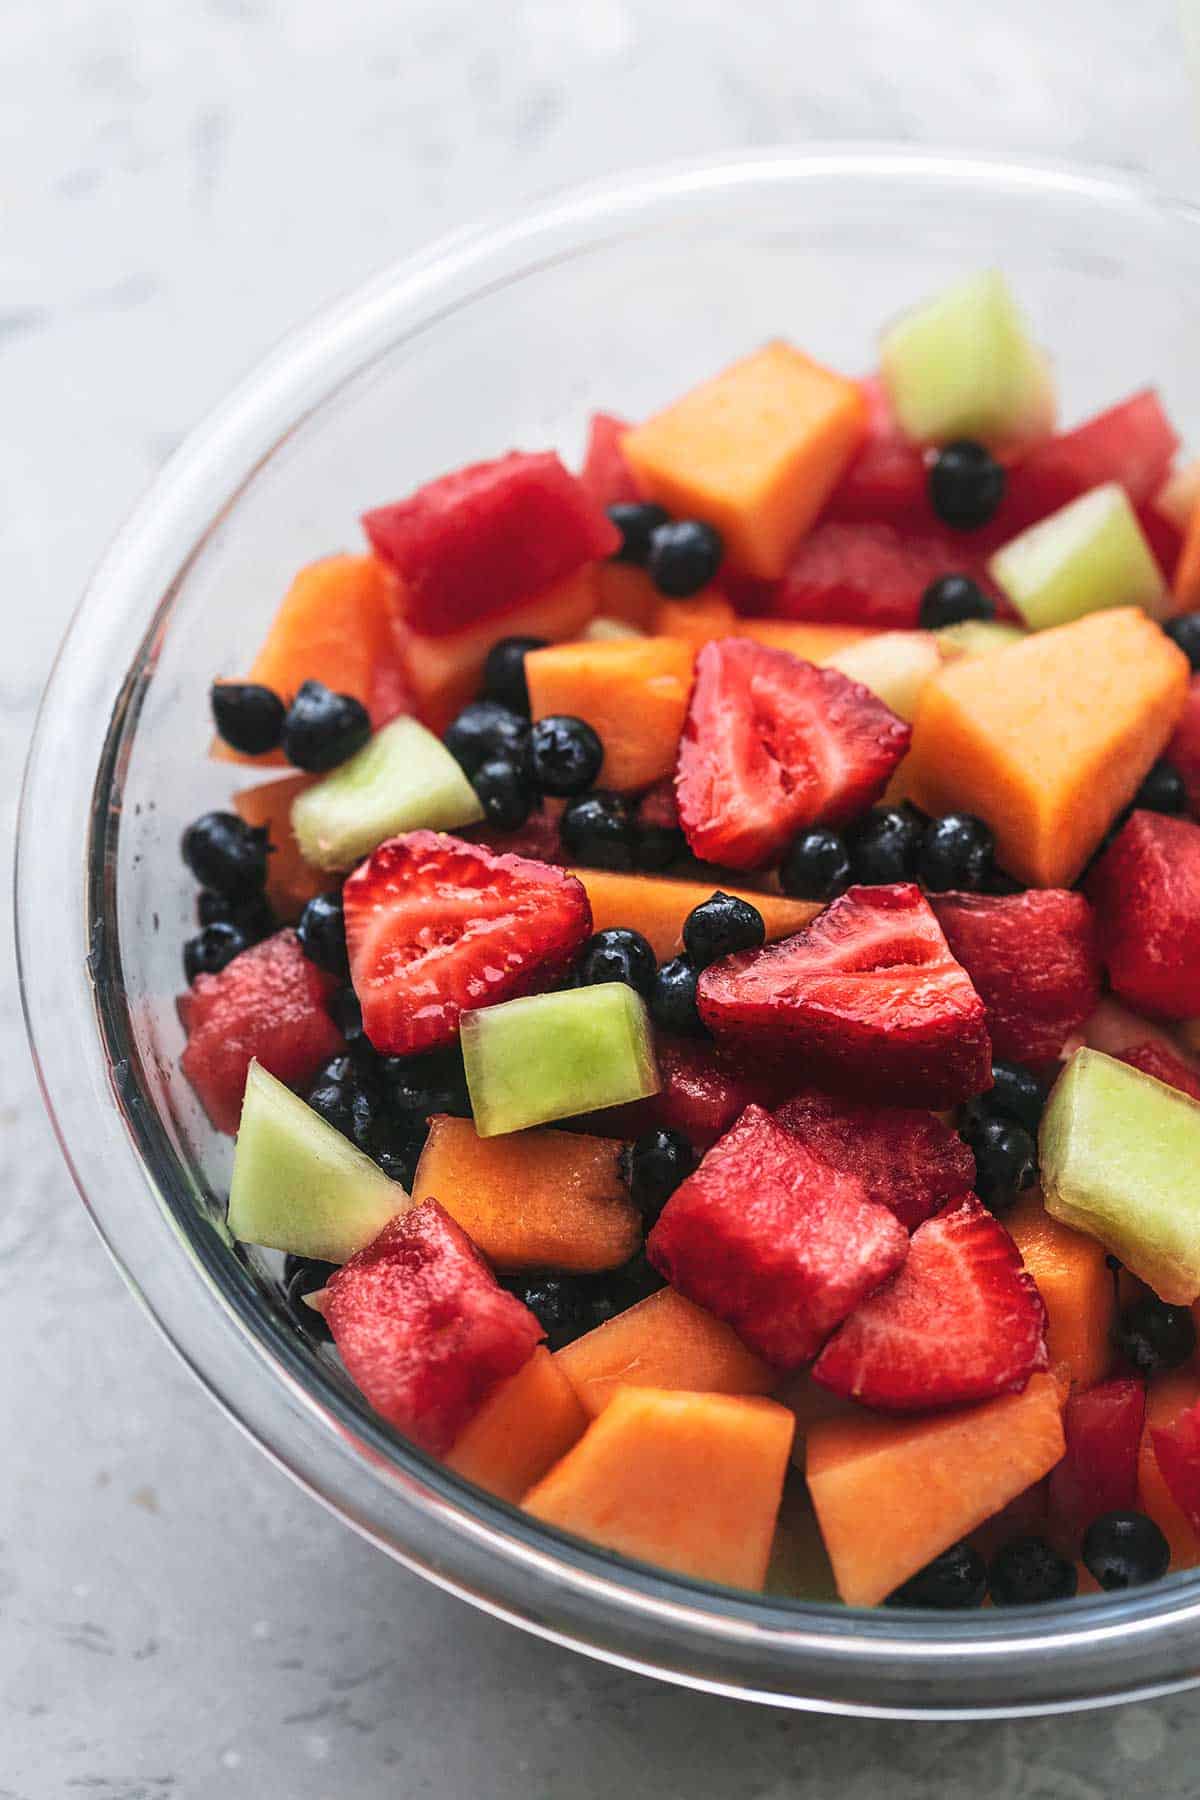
[651,592,738,648]
[525,637,694,792]
[555,1286,773,1416]
[592,563,658,629]
[823,630,942,722]
[1005,1187,1113,1386]
[935,619,1026,660]
[291,716,483,871]
[570,868,820,962]
[738,620,880,659]
[233,773,324,920]
[227,1061,405,1262]
[988,482,1165,630]
[444,1347,587,1503]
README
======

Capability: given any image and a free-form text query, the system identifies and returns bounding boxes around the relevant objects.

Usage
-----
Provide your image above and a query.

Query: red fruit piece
[579,412,641,507]
[180,930,342,1136]
[654,1036,790,1149]
[1087,810,1200,1020]
[323,1200,543,1455]
[1002,390,1179,534]
[1165,674,1200,820]
[770,521,997,629]
[1116,1041,1200,1103]
[1048,1377,1145,1542]
[363,452,619,638]
[675,638,910,869]
[698,884,992,1108]
[645,1104,908,1370]
[929,889,1101,1064]
[461,799,566,865]
[774,1089,975,1233]
[1138,501,1183,582]
[344,831,592,1056]
[1151,1399,1200,1535]
[823,376,929,528]
[812,1197,1047,1412]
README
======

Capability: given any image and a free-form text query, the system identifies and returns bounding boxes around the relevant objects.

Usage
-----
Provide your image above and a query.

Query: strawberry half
[698,883,992,1108]
[344,831,592,1056]
[774,1088,976,1232]
[674,638,910,869]
[812,1197,1047,1412]
[645,1104,909,1370]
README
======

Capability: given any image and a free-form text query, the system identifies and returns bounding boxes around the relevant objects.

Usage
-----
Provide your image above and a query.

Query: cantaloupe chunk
[1138,1370,1200,1569]
[398,567,597,735]
[623,343,867,580]
[410,1114,640,1271]
[1006,1188,1114,1387]
[1173,498,1200,611]
[445,1347,587,1503]
[593,563,659,630]
[556,1286,773,1417]
[570,869,820,962]
[906,608,1190,887]
[233,773,325,919]
[523,1387,795,1589]
[738,620,880,659]
[806,1373,1065,1607]
[651,592,738,647]
[526,637,695,791]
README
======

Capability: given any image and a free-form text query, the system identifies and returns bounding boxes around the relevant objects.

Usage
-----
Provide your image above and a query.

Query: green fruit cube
[935,620,1026,660]
[228,1060,405,1262]
[461,983,660,1138]
[291,716,483,871]
[824,630,942,722]
[1040,1047,1200,1304]
[988,482,1165,631]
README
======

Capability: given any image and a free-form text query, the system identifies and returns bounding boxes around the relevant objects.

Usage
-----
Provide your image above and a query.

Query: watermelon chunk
[580,412,640,508]
[774,1089,976,1233]
[1048,1376,1145,1542]
[771,521,997,629]
[1002,391,1179,534]
[823,376,929,527]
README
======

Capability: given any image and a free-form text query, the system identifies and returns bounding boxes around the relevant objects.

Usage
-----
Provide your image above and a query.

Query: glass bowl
[19,147,1200,1719]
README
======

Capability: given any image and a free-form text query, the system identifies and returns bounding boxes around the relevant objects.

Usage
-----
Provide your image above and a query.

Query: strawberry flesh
[812,1197,1048,1412]
[1047,1376,1145,1542]
[344,831,592,1056]
[1151,1399,1200,1535]
[1087,810,1200,1020]
[774,1088,975,1232]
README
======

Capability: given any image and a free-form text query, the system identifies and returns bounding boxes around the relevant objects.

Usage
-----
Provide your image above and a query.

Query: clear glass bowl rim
[18,144,1200,1719]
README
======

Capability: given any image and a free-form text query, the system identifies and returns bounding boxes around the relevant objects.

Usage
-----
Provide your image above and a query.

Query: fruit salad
[179,268,1200,1610]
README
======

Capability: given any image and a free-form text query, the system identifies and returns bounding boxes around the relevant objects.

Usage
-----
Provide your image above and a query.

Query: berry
[627,1128,695,1227]
[183,921,247,983]
[181,811,269,899]
[499,1261,659,1351]
[777,520,995,630]
[886,1542,987,1609]
[481,634,548,715]
[529,714,604,797]
[444,700,530,780]
[1134,759,1187,816]
[210,680,286,754]
[1114,1294,1196,1376]
[984,1060,1046,1136]
[682,893,765,968]
[962,1114,1038,1214]
[473,757,533,832]
[918,572,996,630]
[1164,611,1200,671]
[606,501,670,566]
[636,821,687,871]
[281,680,371,773]
[647,519,723,597]
[779,829,853,901]
[917,812,994,892]
[650,956,705,1037]
[576,928,657,998]
[560,792,636,871]
[927,440,1007,531]
[380,1044,472,1122]
[988,1537,1078,1606]
[305,1062,357,1137]
[328,984,367,1045]
[197,888,274,943]
[283,1254,336,1343]
[297,891,350,977]
[1082,1510,1170,1591]
[847,805,924,885]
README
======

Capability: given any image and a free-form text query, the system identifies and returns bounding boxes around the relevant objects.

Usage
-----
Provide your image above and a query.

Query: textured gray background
[6,2,1200,1794]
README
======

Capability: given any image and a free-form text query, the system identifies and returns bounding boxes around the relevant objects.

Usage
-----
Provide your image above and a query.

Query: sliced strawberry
[929,889,1101,1064]
[344,831,592,1056]
[698,884,992,1108]
[579,411,641,508]
[1165,673,1200,820]
[823,376,929,528]
[774,1088,975,1232]
[770,521,999,630]
[812,1197,1047,1412]
[674,638,910,869]
[1048,1377,1145,1542]
[1116,1041,1200,1103]
[645,1104,909,1370]
[1088,811,1200,1020]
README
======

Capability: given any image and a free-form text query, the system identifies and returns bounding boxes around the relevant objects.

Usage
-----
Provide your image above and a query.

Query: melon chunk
[291,716,483,871]
[570,869,819,963]
[1005,1187,1113,1386]
[526,637,694,792]
[523,1387,794,1589]
[555,1286,773,1417]
[823,630,942,722]
[445,1347,587,1502]
[988,483,1165,630]
[935,620,1026,660]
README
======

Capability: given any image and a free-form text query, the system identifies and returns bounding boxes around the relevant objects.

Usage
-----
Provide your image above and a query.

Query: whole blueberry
[529,714,604,797]
[886,1541,987,1610]
[988,1537,1078,1606]
[282,680,371,772]
[444,700,530,779]
[1134,760,1187,816]
[1114,1294,1196,1377]
[682,892,765,968]
[1163,611,1200,670]
[650,956,705,1037]
[560,792,636,871]
[918,812,994,892]
[847,806,924,885]
[606,501,671,566]
[576,928,658,998]
[984,1060,1046,1136]
[780,828,853,901]
[927,441,1007,531]
[181,811,269,899]
[481,635,548,715]
[647,519,723,597]
[963,1113,1038,1213]
[1082,1511,1170,1591]
[210,680,287,755]
[297,890,350,976]
[918,572,996,630]
[197,888,275,943]
[473,756,534,832]
[627,1128,695,1227]
[183,921,247,983]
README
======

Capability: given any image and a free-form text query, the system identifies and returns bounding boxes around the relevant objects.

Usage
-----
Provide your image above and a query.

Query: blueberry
[444,701,530,780]
[886,1541,987,1610]
[927,441,1007,532]
[1082,1510,1170,1591]
[918,573,996,630]
[918,812,994,892]
[984,1060,1046,1136]
[988,1537,1078,1606]
[577,928,658,998]
[473,756,533,832]
[306,1073,356,1137]
[502,1257,665,1349]
[181,811,269,898]
[1164,611,1200,671]
[636,821,687,871]
[647,519,723,597]
[209,680,286,755]
[650,956,705,1037]
[847,805,924,885]
[183,921,247,982]
[1134,760,1187,816]
[529,714,604,797]
[779,828,853,901]
[1114,1294,1196,1376]
[682,892,765,968]
[380,1045,472,1122]
[560,792,636,870]
[963,1113,1038,1213]
[197,888,274,943]
[627,1129,695,1226]
[606,501,671,566]
[282,1255,336,1343]
[281,680,371,772]
[481,635,548,715]
[297,891,349,977]
[328,984,366,1042]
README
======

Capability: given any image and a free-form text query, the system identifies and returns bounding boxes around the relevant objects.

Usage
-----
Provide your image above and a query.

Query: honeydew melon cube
[228,1060,406,1261]
[823,630,942,723]
[988,482,1166,631]
[935,620,1026,660]
[291,716,483,871]
[462,983,660,1138]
